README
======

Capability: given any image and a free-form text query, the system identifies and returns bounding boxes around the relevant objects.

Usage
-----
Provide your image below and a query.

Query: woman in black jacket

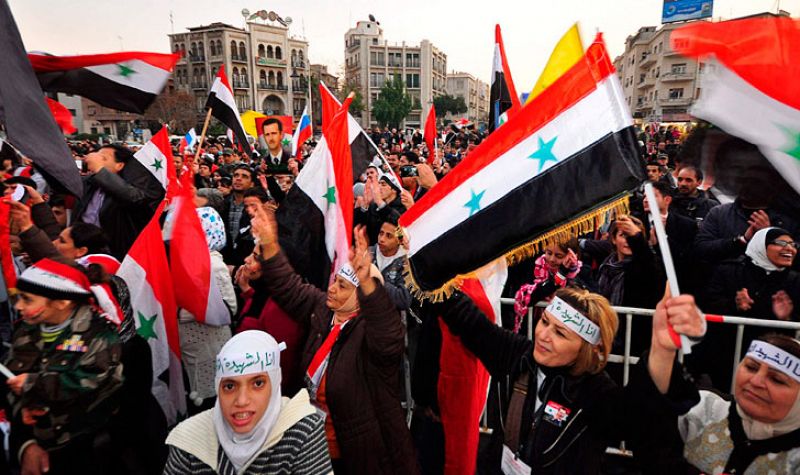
[429,286,700,474]
[694,227,799,390]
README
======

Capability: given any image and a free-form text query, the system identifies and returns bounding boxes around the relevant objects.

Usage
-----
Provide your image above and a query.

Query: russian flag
[179,128,197,154]
[291,106,312,158]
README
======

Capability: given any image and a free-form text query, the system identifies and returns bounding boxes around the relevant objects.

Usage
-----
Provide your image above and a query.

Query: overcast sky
[9,0,798,90]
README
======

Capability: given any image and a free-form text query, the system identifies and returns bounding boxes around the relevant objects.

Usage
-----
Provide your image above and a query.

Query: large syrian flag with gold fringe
[400,34,645,296]
[671,15,800,196]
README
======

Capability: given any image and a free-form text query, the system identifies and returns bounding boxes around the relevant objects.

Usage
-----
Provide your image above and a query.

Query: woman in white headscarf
[179,207,238,412]
[698,227,800,389]
[164,330,332,474]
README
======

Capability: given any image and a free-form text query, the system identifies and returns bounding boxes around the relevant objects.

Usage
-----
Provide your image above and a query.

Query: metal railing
[483,298,800,457]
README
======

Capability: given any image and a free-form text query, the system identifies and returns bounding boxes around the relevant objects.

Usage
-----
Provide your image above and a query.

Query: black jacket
[670,190,719,222]
[72,161,164,259]
[221,194,254,268]
[694,201,798,267]
[354,196,406,244]
[427,292,660,475]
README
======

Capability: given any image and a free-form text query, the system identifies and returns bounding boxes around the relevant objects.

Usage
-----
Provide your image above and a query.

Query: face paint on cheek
[22,306,46,321]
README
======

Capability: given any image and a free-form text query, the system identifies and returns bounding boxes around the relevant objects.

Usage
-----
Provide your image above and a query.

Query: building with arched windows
[169,19,309,123]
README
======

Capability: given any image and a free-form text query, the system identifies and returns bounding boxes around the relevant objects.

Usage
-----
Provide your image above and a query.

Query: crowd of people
[0,120,798,475]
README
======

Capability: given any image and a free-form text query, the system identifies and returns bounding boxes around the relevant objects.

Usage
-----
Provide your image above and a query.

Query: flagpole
[193,107,213,164]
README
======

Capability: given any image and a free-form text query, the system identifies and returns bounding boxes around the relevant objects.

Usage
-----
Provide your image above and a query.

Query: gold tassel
[402,193,630,302]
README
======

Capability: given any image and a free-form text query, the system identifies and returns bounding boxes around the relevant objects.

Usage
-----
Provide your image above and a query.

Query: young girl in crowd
[164,330,331,474]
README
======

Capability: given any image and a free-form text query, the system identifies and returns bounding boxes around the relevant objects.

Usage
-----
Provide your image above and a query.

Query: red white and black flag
[489,24,521,133]
[206,68,252,154]
[29,51,179,114]
[400,34,645,296]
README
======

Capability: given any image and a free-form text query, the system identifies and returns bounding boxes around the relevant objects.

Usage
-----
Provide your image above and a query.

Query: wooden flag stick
[193,107,214,163]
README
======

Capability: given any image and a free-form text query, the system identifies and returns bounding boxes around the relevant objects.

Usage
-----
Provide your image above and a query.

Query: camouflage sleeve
[21,328,123,406]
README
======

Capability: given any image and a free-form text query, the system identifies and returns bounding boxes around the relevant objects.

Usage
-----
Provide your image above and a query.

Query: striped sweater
[164,390,332,474]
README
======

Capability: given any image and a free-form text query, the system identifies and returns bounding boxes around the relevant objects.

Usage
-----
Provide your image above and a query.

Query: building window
[267,45,274,58]
[668,88,684,99]
[370,51,385,66]
[277,72,283,87]
[370,72,385,88]
[230,40,237,59]
[210,41,217,56]
[258,44,265,57]
[275,47,282,59]
[671,63,687,74]
[260,70,267,84]
[406,73,419,89]
[238,42,246,61]
[198,42,204,58]
[191,42,197,56]
[268,71,275,86]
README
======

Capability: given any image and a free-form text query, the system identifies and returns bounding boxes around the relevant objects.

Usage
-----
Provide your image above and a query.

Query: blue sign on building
[662,0,713,24]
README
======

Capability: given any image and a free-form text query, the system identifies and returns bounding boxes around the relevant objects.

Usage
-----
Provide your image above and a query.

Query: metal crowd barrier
[483,298,800,457]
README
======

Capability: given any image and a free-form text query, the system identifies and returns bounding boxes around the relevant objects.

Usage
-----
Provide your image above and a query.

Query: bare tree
[144,89,199,134]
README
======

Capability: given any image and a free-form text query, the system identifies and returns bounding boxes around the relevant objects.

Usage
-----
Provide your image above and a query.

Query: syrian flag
[29,51,179,114]
[206,68,252,155]
[400,34,644,295]
[292,106,312,158]
[117,201,186,425]
[671,16,800,196]
[168,186,231,326]
[438,259,507,475]
[489,24,522,133]
[134,126,177,200]
[275,91,354,289]
[424,105,437,155]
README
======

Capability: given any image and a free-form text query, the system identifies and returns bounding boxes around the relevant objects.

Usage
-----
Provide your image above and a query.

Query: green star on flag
[528,136,559,173]
[151,158,163,171]
[117,63,137,78]
[780,126,800,162]
[137,311,158,340]
[323,186,336,205]
[464,188,486,217]
[282,137,291,147]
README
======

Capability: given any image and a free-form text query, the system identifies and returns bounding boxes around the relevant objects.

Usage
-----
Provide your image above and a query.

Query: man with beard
[671,166,719,222]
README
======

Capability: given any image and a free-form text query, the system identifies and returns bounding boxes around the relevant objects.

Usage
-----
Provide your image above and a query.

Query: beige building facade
[168,20,310,122]
[344,19,446,129]
[445,71,489,124]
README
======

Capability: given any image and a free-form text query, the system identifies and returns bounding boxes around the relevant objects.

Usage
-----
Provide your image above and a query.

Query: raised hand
[736,288,754,312]
[350,225,376,295]
[772,290,794,321]
[250,202,279,258]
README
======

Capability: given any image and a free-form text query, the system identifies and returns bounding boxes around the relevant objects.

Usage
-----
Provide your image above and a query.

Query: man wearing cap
[355,172,407,244]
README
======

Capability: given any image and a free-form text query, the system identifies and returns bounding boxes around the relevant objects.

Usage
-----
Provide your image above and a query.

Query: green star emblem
[117,63,137,78]
[464,188,486,217]
[151,158,163,171]
[282,137,291,147]
[136,312,158,340]
[779,125,800,161]
[527,136,559,173]
[323,186,336,205]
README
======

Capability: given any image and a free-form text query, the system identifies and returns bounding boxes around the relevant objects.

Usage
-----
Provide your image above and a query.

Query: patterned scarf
[513,254,582,333]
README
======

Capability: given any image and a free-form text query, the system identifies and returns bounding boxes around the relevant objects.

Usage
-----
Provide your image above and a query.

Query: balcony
[640,53,656,68]
[636,76,655,89]
[192,83,207,90]
[258,82,276,90]
[635,99,654,110]
[660,71,693,82]
[292,84,308,94]
[663,48,682,57]
[232,80,250,89]
[291,60,306,68]
[257,56,287,67]
[231,54,248,63]
[659,97,692,107]
[276,84,288,91]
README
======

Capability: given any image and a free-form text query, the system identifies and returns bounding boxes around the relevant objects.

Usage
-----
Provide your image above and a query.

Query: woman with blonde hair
[429,286,702,474]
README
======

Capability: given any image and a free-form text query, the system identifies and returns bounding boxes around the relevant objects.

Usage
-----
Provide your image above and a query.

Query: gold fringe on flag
[402,193,631,302]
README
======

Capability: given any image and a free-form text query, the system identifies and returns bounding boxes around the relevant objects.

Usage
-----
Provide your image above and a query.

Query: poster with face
[256,115,293,156]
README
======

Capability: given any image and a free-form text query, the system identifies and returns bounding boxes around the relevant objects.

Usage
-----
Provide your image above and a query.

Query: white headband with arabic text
[545,296,601,346]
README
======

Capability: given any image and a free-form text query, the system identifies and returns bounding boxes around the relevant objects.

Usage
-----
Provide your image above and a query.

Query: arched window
[200,68,207,86]
[258,44,265,58]
[238,42,246,60]
[241,68,248,86]
[173,43,179,53]
[190,42,197,56]
[291,49,297,64]
[192,68,198,85]
[260,70,266,84]
[275,46,282,60]
[277,71,283,87]
[267,45,274,58]
[230,40,237,58]
[210,41,216,56]
[198,41,204,58]
[216,40,222,55]
[268,71,275,86]
[298,50,304,62]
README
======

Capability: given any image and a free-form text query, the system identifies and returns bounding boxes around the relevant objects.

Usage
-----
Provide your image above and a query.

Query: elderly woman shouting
[248,204,417,474]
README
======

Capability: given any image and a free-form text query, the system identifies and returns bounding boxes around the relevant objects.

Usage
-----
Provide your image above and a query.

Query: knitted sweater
[164,390,332,474]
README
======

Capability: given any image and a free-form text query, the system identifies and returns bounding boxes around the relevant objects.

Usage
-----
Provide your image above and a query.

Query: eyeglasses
[769,239,797,250]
